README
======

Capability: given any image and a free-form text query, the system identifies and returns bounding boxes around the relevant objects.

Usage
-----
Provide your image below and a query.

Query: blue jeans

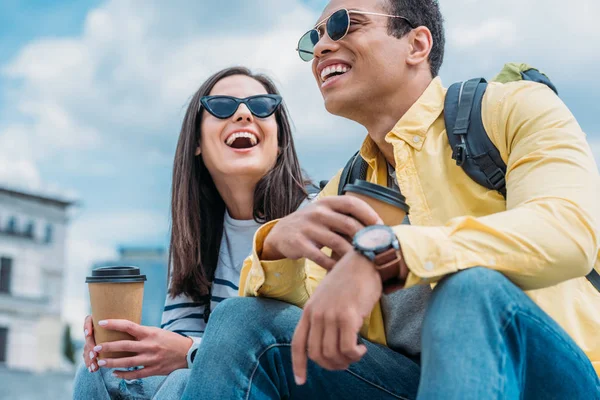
[72,364,189,399]
[182,268,600,400]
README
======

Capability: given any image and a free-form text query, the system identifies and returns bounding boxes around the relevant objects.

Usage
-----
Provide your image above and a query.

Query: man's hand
[291,250,383,385]
[261,196,382,269]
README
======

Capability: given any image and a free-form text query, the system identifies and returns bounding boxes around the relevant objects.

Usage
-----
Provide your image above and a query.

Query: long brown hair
[168,67,308,302]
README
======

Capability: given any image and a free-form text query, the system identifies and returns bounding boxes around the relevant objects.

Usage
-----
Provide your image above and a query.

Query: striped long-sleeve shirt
[161,212,262,348]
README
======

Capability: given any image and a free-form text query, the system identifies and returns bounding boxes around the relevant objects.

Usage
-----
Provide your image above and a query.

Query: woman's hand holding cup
[88,319,193,380]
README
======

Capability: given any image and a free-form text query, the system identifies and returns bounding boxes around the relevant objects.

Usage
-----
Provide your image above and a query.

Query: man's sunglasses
[296,8,415,62]
[200,95,282,119]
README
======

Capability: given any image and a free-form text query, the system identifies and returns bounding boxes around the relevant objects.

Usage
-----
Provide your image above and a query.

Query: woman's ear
[195,145,202,156]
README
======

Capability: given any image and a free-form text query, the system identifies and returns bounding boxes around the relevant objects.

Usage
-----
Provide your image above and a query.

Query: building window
[0,327,7,363]
[6,217,16,234]
[0,257,12,294]
[24,221,35,238]
[44,224,53,244]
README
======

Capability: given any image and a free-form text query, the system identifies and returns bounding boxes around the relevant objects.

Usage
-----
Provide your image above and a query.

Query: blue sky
[1,0,598,326]
[0,0,100,59]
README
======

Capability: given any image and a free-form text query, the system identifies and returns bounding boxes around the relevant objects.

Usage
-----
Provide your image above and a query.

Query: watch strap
[373,247,402,282]
[373,247,406,293]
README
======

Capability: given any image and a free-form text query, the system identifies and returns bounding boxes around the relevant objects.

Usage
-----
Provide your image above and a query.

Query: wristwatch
[353,225,405,291]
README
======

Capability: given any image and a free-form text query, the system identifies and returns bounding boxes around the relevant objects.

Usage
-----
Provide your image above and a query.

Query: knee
[431,267,512,308]
[422,268,516,341]
[207,297,301,341]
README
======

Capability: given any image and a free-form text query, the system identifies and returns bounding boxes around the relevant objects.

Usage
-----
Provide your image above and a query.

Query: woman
[72,66,309,399]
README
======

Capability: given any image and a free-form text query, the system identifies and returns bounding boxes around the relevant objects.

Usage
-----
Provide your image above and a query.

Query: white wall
[0,189,70,371]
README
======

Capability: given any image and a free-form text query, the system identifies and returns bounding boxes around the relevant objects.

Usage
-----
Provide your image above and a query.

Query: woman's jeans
[72,364,189,399]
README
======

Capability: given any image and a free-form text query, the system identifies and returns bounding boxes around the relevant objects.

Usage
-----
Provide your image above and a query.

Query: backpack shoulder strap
[588,269,600,292]
[444,78,507,198]
[337,151,368,195]
[520,68,558,95]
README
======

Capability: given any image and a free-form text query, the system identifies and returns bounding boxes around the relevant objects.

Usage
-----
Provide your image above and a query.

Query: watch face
[356,227,393,249]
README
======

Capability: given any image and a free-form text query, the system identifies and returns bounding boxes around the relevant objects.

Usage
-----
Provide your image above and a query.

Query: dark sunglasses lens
[327,9,349,41]
[206,97,238,118]
[247,97,280,117]
[298,29,319,61]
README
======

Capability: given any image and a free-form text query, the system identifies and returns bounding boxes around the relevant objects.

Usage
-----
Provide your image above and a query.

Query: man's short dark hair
[385,0,445,77]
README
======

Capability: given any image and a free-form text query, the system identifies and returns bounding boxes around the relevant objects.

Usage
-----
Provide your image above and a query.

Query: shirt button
[413,135,421,144]
[424,261,434,271]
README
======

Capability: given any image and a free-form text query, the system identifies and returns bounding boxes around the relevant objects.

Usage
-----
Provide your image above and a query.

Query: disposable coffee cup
[342,180,410,226]
[86,266,146,359]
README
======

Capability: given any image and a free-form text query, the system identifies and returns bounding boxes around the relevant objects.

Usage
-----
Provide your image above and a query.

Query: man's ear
[406,26,433,68]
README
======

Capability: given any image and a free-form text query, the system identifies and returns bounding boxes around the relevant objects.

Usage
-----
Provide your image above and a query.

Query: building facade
[0,186,73,372]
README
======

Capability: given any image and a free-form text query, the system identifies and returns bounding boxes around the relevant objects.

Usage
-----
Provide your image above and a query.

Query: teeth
[320,64,350,82]
[225,131,258,147]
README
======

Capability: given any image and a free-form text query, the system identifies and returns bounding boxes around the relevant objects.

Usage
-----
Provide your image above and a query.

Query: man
[182,0,600,398]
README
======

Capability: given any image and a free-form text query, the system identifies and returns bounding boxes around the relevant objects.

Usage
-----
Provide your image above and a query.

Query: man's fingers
[307,228,354,262]
[319,196,383,227]
[307,309,328,369]
[291,312,311,386]
[321,315,350,370]
[310,205,365,238]
[300,242,336,270]
[339,317,368,364]
[98,319,145,339]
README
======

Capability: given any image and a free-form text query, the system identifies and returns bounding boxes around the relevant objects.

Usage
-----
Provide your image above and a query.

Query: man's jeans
[182,268,600,399]
[72,364,189,399]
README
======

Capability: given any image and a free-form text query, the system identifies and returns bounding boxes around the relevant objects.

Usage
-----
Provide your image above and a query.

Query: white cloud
[450,18,518,49]
[0,0,330,189]
[69,210,169,244]
[0,158,41,189]
[442,0,600,81]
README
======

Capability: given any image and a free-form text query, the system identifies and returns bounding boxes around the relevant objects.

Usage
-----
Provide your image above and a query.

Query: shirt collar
[385,77,446,150]
[359,77,446,165]
[359,135,380,170]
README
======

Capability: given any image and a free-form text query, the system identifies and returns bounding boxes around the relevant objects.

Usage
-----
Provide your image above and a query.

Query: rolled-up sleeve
[239,220,311,308]
[238,172,343,307]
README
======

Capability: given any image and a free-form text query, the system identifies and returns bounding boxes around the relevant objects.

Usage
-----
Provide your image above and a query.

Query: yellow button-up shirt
[239,78,600,375]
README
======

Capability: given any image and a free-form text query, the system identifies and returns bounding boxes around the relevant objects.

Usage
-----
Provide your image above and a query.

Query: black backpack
[320,67,600,292]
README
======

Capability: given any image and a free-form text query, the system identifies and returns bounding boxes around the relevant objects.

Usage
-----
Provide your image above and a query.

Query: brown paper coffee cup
[343,180,409,226]
[86,266,146,359]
